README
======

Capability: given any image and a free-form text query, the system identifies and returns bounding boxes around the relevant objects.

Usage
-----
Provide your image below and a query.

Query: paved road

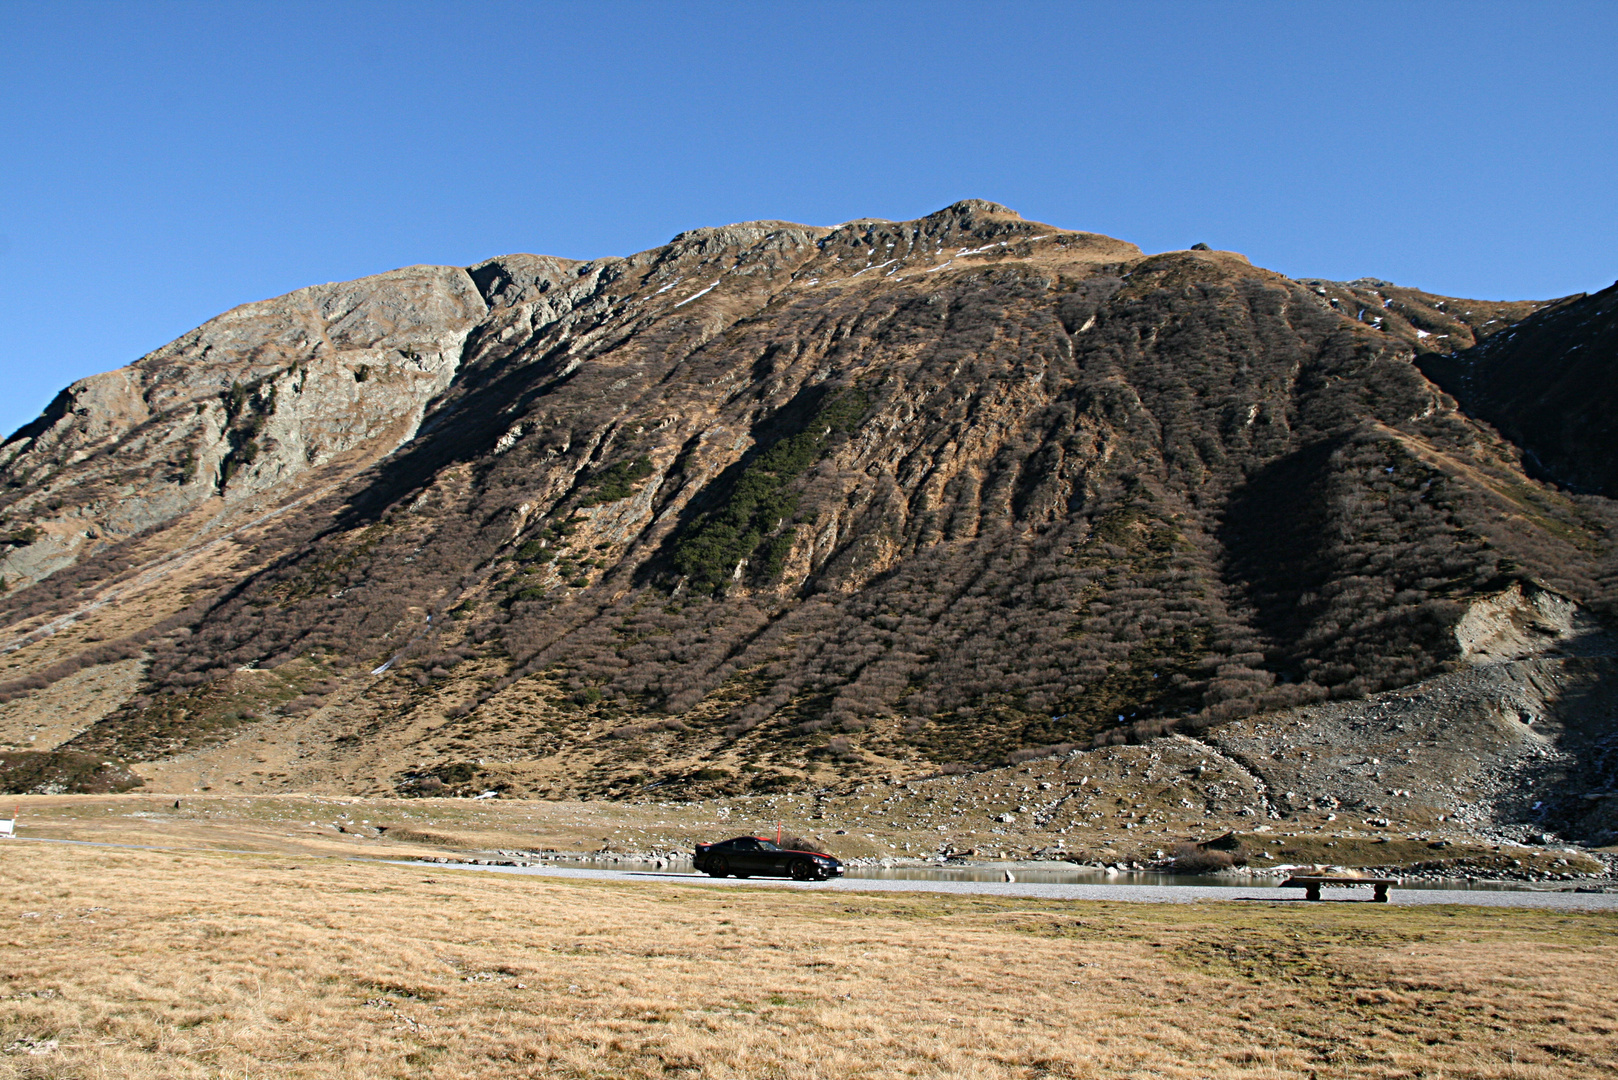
[422,861,1618,912]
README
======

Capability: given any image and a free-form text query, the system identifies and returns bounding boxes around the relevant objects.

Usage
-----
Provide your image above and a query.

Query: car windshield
[754,839,781,851]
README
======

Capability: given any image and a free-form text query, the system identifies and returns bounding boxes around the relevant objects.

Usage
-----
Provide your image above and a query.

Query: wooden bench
[1280,875,1394,902]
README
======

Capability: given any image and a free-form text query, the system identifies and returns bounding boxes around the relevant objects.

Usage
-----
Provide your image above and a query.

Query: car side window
[734,838,757,850]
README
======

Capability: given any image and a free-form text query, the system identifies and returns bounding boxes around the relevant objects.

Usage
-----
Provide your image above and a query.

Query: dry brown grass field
[4,832,1617,1079]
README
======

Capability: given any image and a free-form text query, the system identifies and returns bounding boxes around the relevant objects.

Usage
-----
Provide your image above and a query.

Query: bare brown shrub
[1170,842,1236,874]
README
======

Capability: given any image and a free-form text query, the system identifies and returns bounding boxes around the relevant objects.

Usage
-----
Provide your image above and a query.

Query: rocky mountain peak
[467,254,581,311]
[931,198,1021,219]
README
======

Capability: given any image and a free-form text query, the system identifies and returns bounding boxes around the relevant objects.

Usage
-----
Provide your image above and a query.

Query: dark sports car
[693,836,843,881]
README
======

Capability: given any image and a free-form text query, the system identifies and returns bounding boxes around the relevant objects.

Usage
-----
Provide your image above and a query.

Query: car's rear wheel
[708,857,729,878]
[789,860,814,881]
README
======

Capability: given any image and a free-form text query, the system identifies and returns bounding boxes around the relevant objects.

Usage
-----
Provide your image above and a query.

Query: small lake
[506,855,1579,893]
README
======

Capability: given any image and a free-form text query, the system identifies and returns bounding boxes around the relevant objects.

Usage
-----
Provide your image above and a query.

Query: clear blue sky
[2,1,1614,438]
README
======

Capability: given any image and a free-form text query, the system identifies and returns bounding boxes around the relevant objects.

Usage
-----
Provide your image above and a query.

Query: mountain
[1419,280,1618,497]
[1,200,1615,850]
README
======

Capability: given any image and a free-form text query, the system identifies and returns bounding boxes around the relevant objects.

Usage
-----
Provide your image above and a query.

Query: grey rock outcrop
[1454,582,1613,664]
[0,265,487,585]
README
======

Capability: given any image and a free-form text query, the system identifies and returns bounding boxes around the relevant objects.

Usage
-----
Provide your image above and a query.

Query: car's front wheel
[707,857,729,878]
[789,860,814,881]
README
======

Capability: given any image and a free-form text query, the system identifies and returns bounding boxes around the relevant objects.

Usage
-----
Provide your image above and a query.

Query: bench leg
[1305,885,1320,901]
[1373,883,1388,903]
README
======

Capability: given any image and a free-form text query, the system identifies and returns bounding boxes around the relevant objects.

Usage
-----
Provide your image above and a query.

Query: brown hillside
[0,201,1614,853]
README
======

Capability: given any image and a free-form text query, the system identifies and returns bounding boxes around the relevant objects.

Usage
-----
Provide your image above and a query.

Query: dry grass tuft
[2,840,1616,1079]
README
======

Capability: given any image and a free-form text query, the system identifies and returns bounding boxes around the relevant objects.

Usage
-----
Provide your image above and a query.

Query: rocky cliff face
[1,200,1614,850]
[0,265,487,587]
